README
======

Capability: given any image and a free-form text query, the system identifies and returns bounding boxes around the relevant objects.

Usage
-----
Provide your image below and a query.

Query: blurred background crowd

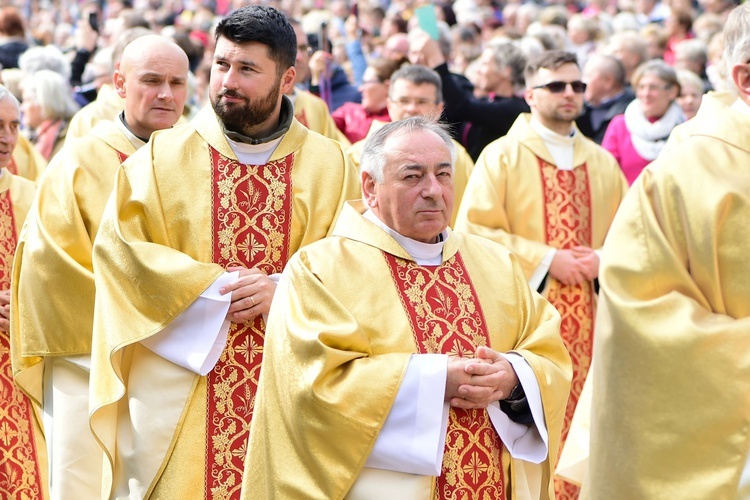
[0,0,738,171]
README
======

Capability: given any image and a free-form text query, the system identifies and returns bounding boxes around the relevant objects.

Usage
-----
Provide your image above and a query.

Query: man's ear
[113,70,126,98]
[523,87,534,108]
[731,63,750,97]
[361,170,378,208]
[280,66,296,95]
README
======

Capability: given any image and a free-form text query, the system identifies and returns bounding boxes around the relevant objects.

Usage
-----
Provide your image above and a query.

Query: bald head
[583,53,627,105]
[114,35,189,139]
[119,34,189,75]
[384,33,410,61]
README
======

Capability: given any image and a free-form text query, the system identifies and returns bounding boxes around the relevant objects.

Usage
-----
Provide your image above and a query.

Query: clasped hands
[219,267,276,323]
[549,246,599,286]
[0,289,10,332]
[445,346,519,410]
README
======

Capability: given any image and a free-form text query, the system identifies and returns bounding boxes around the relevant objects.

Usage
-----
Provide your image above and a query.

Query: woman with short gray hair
[601,59,684,184]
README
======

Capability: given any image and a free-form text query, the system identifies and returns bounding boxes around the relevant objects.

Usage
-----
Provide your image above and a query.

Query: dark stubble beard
[211,74,282,137]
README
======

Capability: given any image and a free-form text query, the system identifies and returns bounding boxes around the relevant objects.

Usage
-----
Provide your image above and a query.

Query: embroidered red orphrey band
[207,147,293,500]
[537,158,595,500]
[0,190,44,499]
[383,252,505,499]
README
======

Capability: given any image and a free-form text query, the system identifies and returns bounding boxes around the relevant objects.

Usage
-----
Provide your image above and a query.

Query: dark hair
[368,57,403,84]
[671,8,694,32]
[524,50,579,84]
[214,5,296,72]
[0,7,25,38]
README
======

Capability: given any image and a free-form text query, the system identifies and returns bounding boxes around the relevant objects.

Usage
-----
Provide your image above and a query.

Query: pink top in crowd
[601,114,651,185]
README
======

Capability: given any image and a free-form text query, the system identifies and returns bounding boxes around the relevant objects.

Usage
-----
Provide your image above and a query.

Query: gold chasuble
[9,120,134,499]
[13,121,135,396]
[243,202,571,500]
[89,105,360,500]
[383,253,505,498]
[292,88,351,149]
[65,84,125,145]
[0,170,45,498]
[454,114,627,499]
[9,134,47,181]
[588,93,750,498]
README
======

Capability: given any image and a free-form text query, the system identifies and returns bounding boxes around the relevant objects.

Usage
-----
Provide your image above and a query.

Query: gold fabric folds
[10,134,47,181]
[12,121,136,403]
[243,201,571,500]
[589,92,750,498]
[89,106,360,498]
[454,114,627,280]
[293,88,351,148]
[65,85,125,144]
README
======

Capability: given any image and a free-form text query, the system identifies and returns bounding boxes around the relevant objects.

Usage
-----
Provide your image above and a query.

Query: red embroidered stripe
[0,190,44,499]
[207,147,294,500]
[383,252,505,499]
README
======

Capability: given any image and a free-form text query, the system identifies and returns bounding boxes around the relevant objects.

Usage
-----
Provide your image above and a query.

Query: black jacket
[435,63,530,161]
[576,88,635,145]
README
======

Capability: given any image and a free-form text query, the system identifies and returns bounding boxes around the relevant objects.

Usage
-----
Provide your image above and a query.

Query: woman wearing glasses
[601,59,684,184]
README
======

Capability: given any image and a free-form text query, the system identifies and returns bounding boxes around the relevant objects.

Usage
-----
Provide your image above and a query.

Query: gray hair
[632,59,680,93]
[18,45,71,80]
[388,64,442,103]
[675,38,708,66]
[22,70,79,121]
[723,3,750,73]
[676,69,704,93]
[360,116,456,183]
[585,53,627,88]
[0,84,20,113]
[607,31,648,67]
[485,40,528,90]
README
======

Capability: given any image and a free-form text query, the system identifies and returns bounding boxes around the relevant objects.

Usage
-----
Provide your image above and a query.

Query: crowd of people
[0,0,748,499]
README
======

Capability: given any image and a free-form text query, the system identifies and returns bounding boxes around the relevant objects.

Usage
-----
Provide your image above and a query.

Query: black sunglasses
[533,80,587,93]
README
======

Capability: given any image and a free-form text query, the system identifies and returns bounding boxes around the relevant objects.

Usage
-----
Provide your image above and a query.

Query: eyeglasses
[533,80,587,93]
[389,97,438,106]
[636,83,672,93]
[297,44,312,55]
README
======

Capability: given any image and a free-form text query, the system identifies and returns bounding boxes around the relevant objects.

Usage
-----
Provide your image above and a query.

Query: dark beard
[211,82,281,137]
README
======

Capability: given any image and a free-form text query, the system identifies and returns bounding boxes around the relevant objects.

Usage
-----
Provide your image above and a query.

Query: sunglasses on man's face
[533,80,587,93]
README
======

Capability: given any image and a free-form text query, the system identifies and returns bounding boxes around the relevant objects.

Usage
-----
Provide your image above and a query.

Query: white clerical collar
[530,116,576,171]
[225,134,283,165]
[731,97,750,115]
[116,113,147,149]
[363,209,448,266]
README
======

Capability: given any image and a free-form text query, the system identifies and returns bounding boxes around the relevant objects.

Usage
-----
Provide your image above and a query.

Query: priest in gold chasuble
[589,5,750,496]
[0,85,46,499]
[243,117,571,500]
[11,35,191,500]
[454,51,627,500]
[88,7,360,500]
